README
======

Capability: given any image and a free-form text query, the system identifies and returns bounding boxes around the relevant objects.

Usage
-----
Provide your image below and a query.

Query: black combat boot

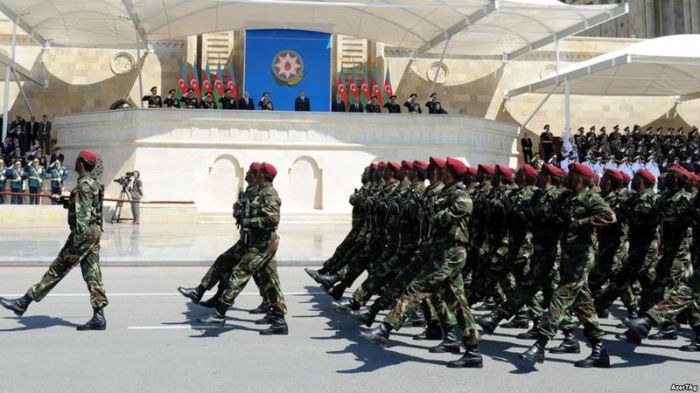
[413,320,443,341]
[0,294,32,317]
[574,340,610,368]
[197,302,228,326]
[617,308,639,328]
[516,317,540,339]
[500,311,529,329]
[475,297,497,311]
[249,301,271,314]
[255,311,275,325]
[680,327,700,352]
[326,283,346,301]
[76,307,106,331]
[304,268,319,280]
[316,274,339,291]
[177,285,205,304]
[359,322,391,347]
[259,314,288,335]
[199,287,225,308]
[350,304,380,327]
[334,298,361,314]
[405,308,426,327]
[519,336,548,365]
[647,321,678,340]
[476,311,502,335]
[446,344,483,368]
[549,329,580,354]
[429,327,461,354]
[619,315,653,344]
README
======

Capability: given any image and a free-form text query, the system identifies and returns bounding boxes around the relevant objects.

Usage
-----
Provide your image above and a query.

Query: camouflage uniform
[538,187,615,343]
[27,174,108,309]
[319,185,368,273]
[220,181,286,315]
[464,181,491,295]
[383,181,480,346]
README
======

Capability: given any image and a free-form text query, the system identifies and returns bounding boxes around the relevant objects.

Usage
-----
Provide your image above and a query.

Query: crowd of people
[143,86,449,114]
[304,157,700,369]
[0,114,66,205]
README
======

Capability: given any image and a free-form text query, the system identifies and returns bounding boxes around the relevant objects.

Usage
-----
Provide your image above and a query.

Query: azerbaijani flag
[337,68,349,105]
[360,67,372,107]
[383,65,393,103]
[226,62,238,99]
[372,66,384,106]
[214,64,226,102]
[189,61,202,99]
[349,68,361,106]
[202,63,214,98]
[177,62,188,99]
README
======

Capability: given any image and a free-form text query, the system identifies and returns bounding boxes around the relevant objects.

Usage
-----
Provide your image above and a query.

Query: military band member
[181,88,199,109]
[200,92,218,109]
[404,93,422,113]
[142,86,163,108]
[384,95,401,113]
[163,89,180,108]
[259,92,274,111]
[219,89,238,110]
[366,96,382,113]
[48,159,68,204]
[426,92,447,114]
[0,151,108,331]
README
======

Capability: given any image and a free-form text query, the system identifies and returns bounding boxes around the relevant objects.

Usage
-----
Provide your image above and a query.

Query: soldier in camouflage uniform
[520,163,615,369]
[464,164,494,299]
[178,162,276,319]
[359,157,483,368]
[196,162,287,335]
[1,151,108,331]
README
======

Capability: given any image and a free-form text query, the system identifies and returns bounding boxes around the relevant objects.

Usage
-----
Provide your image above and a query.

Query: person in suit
[383,95,401,113]
[163,89,180,108]
[238,91,254,110]
[349,101,363,113]
[294,90,310,112]
[26,116,39,141]
[403,93,421,113]
[10,115,25,134]
[38,115,52,154]
[331,93,345,112]
[521,134,533,163]
[259,92,274,111]
[425,92,447,114]
[50,147,65,164]
[540,124,554,163]
[219,89,238,110]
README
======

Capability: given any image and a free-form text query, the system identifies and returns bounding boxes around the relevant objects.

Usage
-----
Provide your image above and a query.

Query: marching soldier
[163,89,181,108]
[142,86,163,108]
[0,151,108,330]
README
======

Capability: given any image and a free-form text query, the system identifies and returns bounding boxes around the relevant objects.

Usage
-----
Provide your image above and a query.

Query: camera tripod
[111,184,133,223]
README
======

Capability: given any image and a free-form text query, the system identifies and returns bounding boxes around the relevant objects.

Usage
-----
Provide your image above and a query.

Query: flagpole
[135,27,145,109]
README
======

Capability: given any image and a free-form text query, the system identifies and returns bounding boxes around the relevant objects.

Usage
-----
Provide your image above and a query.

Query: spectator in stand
[219,89,238,110]
[540,124,554,162]
[200,92,218,109]
[163,89,180,108]
[425,92,447,114]
[0,159,6,204]
[238,91,254,110]
[181,88,199,109]
[365,96,381,113]
[294,90,310,112]
[48,159,67,203]
[38,115,52,154]
[403,93,421,113]
[383,95,400,113]
[26,116,39,141]
[259,92,274,111]
[9,148,24,167]
[331,93,345,112]
[349,100,363,113]
[10,114,25,135]
[142,86,163,108]
[50,147,64,164]
[26,158,45,205]
[1,137,13,160]
[7,160,25,204]
[521,133,533,163]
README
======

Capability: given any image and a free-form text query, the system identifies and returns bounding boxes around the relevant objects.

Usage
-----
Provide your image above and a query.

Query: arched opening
[288,156,322,210]
[205,154,243,212]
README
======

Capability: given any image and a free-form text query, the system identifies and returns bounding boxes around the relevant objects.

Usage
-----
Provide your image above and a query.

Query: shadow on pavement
[0,315,79,331]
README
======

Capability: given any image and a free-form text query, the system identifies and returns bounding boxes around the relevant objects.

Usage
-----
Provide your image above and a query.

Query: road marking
[0,291,315,297]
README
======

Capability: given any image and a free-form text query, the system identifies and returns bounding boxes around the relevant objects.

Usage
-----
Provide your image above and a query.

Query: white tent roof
[0,0,625,60]
[506,34,700,100]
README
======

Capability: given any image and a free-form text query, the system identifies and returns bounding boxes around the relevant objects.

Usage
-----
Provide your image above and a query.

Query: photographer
[130,170,143,225]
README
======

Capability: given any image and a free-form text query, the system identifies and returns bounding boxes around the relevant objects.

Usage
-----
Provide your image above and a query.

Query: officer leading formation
[306,157,700,369]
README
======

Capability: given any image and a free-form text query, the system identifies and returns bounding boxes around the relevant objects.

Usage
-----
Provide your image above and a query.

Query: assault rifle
[234,187,252,245]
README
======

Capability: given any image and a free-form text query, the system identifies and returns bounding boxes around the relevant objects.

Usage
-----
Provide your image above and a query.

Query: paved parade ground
[0,266,698,393]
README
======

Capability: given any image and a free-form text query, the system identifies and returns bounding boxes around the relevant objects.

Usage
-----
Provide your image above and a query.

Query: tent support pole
[564,77,571,135]
[11,69,33,118]
[429,35,450,99]
[136,30,144,109]
[521,85,556,130]
[2,18,16,143]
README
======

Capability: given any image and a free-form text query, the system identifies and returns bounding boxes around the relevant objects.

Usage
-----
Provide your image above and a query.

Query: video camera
[113,171,135,188]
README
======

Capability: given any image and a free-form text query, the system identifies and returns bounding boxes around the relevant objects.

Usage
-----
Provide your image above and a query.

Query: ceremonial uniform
[181,95,200,109]
[48,163,68,204]
[365,103,381,113]
[0,165,6,204]
[163,96,180,108]
[425,100,447,114]
[384,102,401,113]
[142,93,162,108]
[200,98,218,109]
[7,165,25,204]
[26,164,45,205]
[219,96,238,110]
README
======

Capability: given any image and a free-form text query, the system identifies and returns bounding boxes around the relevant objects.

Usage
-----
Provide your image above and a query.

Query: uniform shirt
[631,160,644,174]
[48,165,68,190]
[247,181,281,239]
[403,100,421,113]
[618,162,634,180]
[625,187,659,242]
[7,167,24,191]
[219,97,238,110]
[163,96,180,108]
[258,100,274,111]
[68,175,102,236]
[26,165,44,188]
[425,100,447,114]
[365,103,381,113]
[142,94,162,108]
[433,181,471,245]
[383,102,400,113]
[200,99,218,109]
[181,96,200,109]
[0,166,6,188]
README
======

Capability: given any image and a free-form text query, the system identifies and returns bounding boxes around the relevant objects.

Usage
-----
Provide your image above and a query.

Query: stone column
[691,0,700,33]
[662,0,676,36]
[645,0,656,37]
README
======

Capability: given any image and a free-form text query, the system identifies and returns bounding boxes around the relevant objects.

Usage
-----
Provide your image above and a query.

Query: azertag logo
[272,50,304,86]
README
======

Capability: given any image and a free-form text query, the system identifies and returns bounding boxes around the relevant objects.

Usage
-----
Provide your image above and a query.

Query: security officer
[0,151,108,331]
[142,86,163,108]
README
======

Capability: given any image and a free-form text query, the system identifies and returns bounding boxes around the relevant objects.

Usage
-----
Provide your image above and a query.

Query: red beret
[445,157,467,175]
[377,161,387,169]
[569,163,597,180]
[370,163,378,170]
[541,163,563,177]
[670,165,691,178]
[466,167,477,177]
[496,165,515,180]
[387,162,401,173]
[413,160,429,170]
[429,156,446,169]
[250,162,262,171]
[604,168,624,181]
[636,169,656,184]
[520,164,538,179]
[477,164,494,175]
[78,151,97,165]
[260,162,277,178]
[401,160,413,170]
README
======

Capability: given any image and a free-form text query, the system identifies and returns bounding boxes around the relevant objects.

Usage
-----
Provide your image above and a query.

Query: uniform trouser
[370,242,434,310]
[51,188,62,205]
[327,233,368,275]
[589,240,628,298]
[469,238,510,305]
[28,186,40,205]
[11,187,22,204]
[596,237,658,313]
[27,225,108,309]
[538,247,605,343]
[40,135,50,154]
[200,240,272,307]
[220,235,286,314]
[321,225,360,271]
[383,242,480,346]
[647,270,700,330]
[337,236,385,288]
[130,199,141,222]
[352,242,417,305]
[640,240,690,313]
